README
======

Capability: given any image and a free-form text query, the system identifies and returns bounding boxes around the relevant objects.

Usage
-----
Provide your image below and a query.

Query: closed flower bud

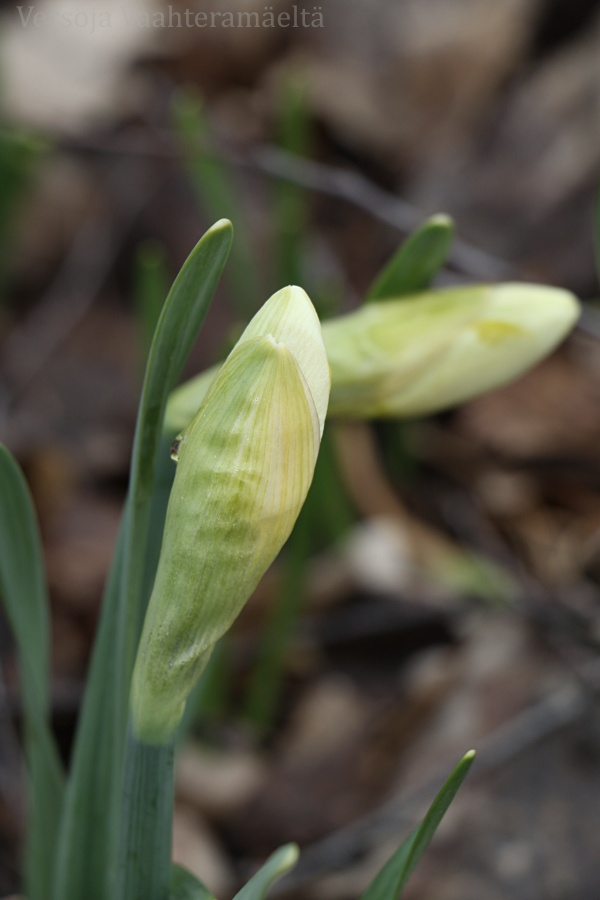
[165,282,579,432]
[131,286,330,744]
[323,283,579,417]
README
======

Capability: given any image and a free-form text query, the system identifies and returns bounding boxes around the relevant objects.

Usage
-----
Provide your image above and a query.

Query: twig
[241,145,514,281]
[0,126,515,280]
[272,657,600,894]
[0,114,595,422]
[0,155,162,419]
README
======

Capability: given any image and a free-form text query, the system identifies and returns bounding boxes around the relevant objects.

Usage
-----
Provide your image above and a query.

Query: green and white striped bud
[323,283,579,417]
[131,286,330,744]
[165,282,579,431]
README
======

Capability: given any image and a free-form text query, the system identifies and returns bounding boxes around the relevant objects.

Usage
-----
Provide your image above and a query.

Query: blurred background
[2,1,600,897]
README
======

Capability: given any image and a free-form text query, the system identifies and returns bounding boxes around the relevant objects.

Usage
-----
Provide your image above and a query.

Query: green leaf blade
[54,220,233,900]
[169,864,217,900]
[135,239,169,368]
[366,215,454,302]
[0,444,64,900]
[360,750,475,900]
[173,92,259,315]
[274,73,311,291]
[125,217,234,658]
[233,844,300,900]
[52,520,128,900]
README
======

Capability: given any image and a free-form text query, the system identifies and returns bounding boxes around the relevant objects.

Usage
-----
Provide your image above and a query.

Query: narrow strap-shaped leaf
[274,73,311,290]
[365,215,454,302]
[0,130,46,298]
[173,92,259,316]
[0,444,64,900]
[244,424,355,734]
[244,501,311,733]
[169,864,217,900]
[360,750,475,900]
[135,239,169,369]
[233,845,300,900]
[0,444,51,738]
[123,219,233,670]
[53,220,233,900]
[53,514,127,900]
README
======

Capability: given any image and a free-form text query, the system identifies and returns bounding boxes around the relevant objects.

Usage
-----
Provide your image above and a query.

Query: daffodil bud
[323,283,579,417]
[131,286,330,744]
[164,282,579,433]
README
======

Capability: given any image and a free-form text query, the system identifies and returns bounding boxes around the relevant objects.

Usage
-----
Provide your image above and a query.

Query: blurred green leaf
[173,90,259,315]
[0,129,46,299]
[244,422,355,734]
[135,239,169,368]
[274,72,311,290]
[360,751,475,900]
[366,215,454,302]
[0,444,64,900]
[54,220,233,900]
[233,844,299,900]
[169,865,216,900]
[244,500,311,733]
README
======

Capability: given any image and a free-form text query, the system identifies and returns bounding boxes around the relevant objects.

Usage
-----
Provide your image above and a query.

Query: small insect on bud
[323,283,579,418]
[131,286,330,744]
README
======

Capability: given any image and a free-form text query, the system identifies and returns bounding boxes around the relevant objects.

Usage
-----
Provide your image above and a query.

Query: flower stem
[115,729,174,900]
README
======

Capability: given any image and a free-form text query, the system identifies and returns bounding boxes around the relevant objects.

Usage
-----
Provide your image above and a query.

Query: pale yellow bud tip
[324,283,579,418]
[131,287,330,743]
[241,285,330,435]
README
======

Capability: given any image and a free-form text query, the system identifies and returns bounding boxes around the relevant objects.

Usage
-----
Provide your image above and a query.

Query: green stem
[244,425,355,734]
[116,730,175,900]
[244,502,311,733]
